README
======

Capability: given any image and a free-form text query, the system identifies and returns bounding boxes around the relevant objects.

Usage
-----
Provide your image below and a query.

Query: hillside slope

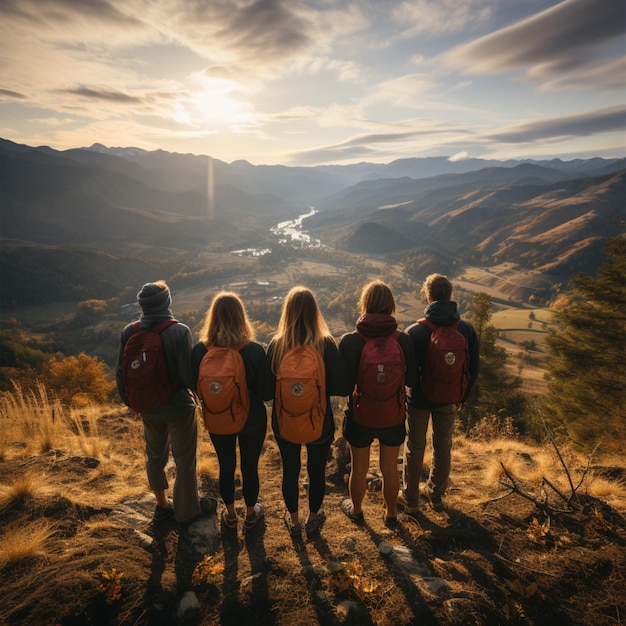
[0,404,624,625]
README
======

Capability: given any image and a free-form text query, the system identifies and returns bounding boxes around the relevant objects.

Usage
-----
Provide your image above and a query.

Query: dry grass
[0,471,51,509]
[0,394,624,625]
[0,520,54,569]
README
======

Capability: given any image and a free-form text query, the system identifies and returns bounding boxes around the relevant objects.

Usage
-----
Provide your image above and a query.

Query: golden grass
[0,471,50,509]
[0,520,54,569]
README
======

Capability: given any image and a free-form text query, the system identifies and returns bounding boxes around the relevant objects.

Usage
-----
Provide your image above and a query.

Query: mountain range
[1,138,624,307]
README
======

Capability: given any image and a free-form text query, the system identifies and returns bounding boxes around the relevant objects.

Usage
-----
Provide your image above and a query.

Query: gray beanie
[137,282,172,314]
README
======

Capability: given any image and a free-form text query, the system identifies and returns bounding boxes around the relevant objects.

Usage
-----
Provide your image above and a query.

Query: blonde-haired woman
[192,292,267,532]
[263,286,351,538]
[339,280,417,528]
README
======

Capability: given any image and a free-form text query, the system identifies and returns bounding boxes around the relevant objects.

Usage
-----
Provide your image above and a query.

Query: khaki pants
[143,410,200,523]
[403,403,457,505]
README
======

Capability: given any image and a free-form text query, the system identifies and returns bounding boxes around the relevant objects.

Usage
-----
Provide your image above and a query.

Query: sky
[0,0,624,166]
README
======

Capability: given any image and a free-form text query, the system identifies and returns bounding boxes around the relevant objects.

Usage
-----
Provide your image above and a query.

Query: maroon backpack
[352,330,407,428]
[121,319,178,413]
[418,318,469,404]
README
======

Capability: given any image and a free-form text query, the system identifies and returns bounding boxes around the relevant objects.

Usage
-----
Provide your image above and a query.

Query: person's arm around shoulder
[324,336,352,397]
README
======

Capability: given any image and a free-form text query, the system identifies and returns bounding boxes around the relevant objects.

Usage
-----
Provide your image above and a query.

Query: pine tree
[545,235,626,451]
[464,293,525,431]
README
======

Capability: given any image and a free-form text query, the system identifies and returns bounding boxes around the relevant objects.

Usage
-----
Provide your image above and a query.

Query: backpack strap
[356,328,402,342]
[418,318,460,331]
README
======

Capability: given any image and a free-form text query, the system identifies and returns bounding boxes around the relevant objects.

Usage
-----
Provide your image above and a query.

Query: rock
[176,591,200,619]
[444,597,479,621]
[414,576,450,600]
[133,529,153,550]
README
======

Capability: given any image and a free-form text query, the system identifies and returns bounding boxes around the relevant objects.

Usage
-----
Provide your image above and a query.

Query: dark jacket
[404,300,479,409]
[191,340,267,433]
[339,313,417,420]
[262,336,352,444]
[116,314,197,420]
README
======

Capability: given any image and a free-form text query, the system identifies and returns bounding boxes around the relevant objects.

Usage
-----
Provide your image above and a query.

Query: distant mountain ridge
[1,138,624,307]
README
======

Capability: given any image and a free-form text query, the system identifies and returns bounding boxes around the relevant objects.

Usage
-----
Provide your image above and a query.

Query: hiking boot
[397,491,419,515]
[341,499,364,524]
[421,486,444,512]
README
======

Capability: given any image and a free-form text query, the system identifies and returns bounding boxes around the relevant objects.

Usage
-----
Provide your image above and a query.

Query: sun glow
[171,75,255,129]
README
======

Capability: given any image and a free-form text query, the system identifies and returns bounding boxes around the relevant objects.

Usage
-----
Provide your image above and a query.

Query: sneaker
[243,503,264,532]
[341,499,364,525]
[396,491,419,514]
[421,486,444,512]
[221,508,238,531]
[305,510,325,538]
[284,511,301,537]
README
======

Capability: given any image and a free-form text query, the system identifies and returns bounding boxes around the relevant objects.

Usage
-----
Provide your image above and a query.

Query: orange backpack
[197,344,250,434]
[275,345,326,444]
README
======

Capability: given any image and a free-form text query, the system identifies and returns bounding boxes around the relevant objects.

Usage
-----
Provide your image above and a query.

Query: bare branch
[533,396,576,494]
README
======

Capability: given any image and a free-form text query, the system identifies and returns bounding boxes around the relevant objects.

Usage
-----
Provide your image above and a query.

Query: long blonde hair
[271,286,332,373]
[199,291,255,348]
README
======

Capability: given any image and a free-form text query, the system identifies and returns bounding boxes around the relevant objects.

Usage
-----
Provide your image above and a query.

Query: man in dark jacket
[400,274,479,512]
[117,281,216,525]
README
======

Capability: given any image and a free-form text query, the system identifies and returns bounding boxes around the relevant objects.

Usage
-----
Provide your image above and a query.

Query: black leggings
[210,425,266,507]
[276,436,332,514]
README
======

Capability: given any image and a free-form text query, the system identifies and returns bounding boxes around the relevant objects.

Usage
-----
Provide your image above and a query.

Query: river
[231,207,321,257]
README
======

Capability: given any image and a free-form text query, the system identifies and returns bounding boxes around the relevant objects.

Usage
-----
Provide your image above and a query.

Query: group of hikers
[116,275,479,539]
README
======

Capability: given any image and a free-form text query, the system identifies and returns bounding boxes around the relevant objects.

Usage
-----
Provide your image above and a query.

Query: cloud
[487,105,626,143]
[392,0,493,37]
[445,0,625,86]
[448,151,468,162]
[289,125,471,164]
[0,88,27,99]
[60,87,144,104]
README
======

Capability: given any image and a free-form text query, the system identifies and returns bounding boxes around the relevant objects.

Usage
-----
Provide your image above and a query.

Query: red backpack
[352,330,407,428]
[418,318,469,404]
[275,345,326,444]
[121,319,178,413]
[196,344,250,435]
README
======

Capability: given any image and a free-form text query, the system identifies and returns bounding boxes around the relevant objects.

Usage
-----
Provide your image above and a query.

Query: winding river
[231,207,321,257]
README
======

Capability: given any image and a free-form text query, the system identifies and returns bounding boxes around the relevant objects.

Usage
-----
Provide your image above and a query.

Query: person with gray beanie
[117,280,216,524]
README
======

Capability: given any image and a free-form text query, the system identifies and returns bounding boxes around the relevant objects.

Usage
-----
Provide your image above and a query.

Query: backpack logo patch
[352,330,407,429]
[444,352,456,365]
[275,345,326,444]
[291,382,305,396]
